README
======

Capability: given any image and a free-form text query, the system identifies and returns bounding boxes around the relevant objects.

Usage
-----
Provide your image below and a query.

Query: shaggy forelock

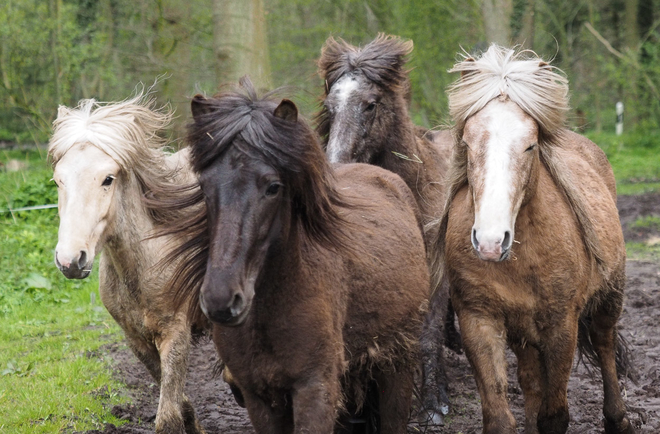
[448,44,569,135]
[48,92,172,169]
[318,33,413,93]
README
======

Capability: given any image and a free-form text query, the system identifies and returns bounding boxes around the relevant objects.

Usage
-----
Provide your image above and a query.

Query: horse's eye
[365,102,377,112]
[525,143,537,152]
[265,183,282,197]
[102,176,115,187]
[51,178,59,187]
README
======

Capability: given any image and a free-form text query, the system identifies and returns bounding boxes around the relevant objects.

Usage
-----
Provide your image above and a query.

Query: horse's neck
[381,122,444,218]
[103,178,157,286]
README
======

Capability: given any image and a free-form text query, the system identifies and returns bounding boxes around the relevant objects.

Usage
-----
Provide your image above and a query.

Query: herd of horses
[48,35,636,434]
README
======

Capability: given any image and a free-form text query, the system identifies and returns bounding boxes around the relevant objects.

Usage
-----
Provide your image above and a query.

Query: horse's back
[561,130,617,200]
[333,163,428,368]
[165,147,196,184]
[420,127,454,167]
[555,130,626,275]
[335,162,425,236]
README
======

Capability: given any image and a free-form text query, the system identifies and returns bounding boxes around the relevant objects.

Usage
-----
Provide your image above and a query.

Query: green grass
[587,130,660,195]
[0,151,126,433]
[630,215,660,230]
[626,242,660,261]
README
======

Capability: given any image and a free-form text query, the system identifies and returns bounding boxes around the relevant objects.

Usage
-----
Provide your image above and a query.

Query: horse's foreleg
[375,367,415,434]
[459,312,516,434]
[243,389,292,434]
[128,337,162,383]
[537,323,577,434]
[291,376,340,434]
[589,305,635,434]
[155,322,204,434]
[512,343,542,434]
[419,280,450,425]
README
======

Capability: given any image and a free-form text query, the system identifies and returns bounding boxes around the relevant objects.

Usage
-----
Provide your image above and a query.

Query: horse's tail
[577,314,638,384]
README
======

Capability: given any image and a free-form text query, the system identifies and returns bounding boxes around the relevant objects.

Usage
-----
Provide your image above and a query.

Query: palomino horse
[49,95,207,434]
[316,33,457,424]
[432,45,635,434]
[155,77,429,433]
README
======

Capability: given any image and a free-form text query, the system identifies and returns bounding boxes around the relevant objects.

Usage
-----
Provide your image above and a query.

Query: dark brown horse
[316,33,457,424]
[157,78,429,433]
[434,45,635,434]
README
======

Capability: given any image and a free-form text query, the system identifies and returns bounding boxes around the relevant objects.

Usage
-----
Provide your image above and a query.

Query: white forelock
[48,92,173,169]
[448,44,569,135]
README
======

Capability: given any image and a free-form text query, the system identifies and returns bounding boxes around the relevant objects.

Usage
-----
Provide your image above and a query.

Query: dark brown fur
[316,34,457,424]
[155,78,429,433]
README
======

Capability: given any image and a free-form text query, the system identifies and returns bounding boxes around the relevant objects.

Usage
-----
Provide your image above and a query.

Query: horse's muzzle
[200,288,250,326]
[55,250,92,279]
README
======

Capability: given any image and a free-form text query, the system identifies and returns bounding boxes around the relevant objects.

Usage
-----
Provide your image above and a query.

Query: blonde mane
[448,44,569,134]
[48,92,182,224]
[430,45,607,290]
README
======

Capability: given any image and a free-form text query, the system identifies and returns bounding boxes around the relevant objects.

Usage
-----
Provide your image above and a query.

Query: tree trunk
[481,0,513,45]
[624,0,639,126]
[50,0,62,104]
[213,0,272,90]
[515,0,535,49]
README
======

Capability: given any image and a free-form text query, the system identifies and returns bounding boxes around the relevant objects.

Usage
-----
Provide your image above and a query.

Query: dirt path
[82,193,660,434]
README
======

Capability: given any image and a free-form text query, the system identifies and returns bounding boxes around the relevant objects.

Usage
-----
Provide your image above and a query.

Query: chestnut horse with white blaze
[432,45,635,434]
[50,95,208,434]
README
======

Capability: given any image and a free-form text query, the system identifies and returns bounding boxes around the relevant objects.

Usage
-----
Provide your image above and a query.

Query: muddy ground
[81,193,660,434]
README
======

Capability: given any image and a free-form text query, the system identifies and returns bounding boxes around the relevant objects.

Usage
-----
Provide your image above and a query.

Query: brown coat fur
[159,81,430,433]
[437,45,634,434]
[316,34,457,423]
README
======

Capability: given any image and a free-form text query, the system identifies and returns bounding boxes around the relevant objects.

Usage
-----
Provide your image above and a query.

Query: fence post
[615,101,624,136]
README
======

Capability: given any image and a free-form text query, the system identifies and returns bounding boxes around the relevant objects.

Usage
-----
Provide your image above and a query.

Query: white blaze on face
[326,75,359,163]
[471,100,530,259]
[54,145,119,269]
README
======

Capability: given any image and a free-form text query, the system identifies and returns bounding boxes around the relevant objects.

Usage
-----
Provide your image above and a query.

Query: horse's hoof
[604,417,636,434]
[418,409,445,426]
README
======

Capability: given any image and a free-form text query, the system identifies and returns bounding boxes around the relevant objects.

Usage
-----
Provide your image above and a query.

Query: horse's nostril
[230,293,245,317]
[79,250,88,268]
[471,228,479,249]
[502,231,511,249]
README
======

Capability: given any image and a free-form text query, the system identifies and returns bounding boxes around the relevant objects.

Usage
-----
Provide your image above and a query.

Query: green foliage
[0,154,126,433]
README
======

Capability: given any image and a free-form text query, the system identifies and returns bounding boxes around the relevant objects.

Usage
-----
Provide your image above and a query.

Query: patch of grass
[630,215,660,230]
[587,130,660,195]
[0,155,126,433]
[626,242,660,261]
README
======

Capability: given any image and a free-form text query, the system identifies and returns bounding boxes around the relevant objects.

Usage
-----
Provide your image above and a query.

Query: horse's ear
[57,105,70,119]
[191,94,212,120]
[461,58,476,78]
[273,99,298,123]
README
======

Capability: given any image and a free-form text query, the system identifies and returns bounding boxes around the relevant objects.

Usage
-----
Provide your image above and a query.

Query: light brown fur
[433,46,634,434]
[50,96,208,434]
